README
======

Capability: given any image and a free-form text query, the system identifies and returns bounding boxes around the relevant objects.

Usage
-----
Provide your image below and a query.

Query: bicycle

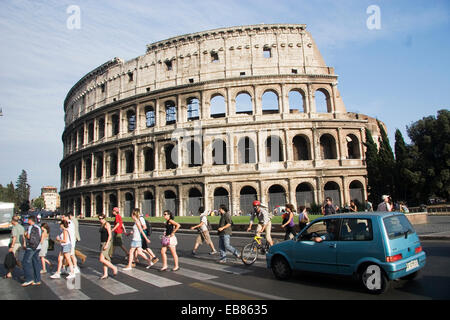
[241,234,271,265]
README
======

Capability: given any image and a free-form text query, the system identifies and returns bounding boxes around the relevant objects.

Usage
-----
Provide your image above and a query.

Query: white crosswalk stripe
[117,264,182,288]
[41,274,90,300]
[177,257,252,275]
[81,267,138,296]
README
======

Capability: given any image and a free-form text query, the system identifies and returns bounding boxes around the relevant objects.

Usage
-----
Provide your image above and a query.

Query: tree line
[365,109,449,207]
[0,169,42,212]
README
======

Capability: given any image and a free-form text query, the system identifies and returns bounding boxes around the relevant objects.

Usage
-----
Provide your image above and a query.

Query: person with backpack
[190,207,217,255]
[21,216,42,287]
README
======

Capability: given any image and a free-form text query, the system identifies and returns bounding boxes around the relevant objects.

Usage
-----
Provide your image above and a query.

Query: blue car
[266,212,426,294]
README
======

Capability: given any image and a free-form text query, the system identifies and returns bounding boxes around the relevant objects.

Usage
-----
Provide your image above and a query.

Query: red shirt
[114,214,124,234]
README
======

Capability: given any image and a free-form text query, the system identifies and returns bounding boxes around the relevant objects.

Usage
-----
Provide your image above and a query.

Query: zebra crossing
[34,255,273,300]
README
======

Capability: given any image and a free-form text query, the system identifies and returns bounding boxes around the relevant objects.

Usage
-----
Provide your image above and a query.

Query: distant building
[41,186,60,211]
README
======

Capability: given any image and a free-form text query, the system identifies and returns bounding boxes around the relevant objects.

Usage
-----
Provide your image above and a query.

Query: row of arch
[64,87,333,154]
[62,180,366,218]
[62,132,362,186]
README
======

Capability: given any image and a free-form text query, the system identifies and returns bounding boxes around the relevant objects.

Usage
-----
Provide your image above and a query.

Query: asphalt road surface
[1,221,449,301]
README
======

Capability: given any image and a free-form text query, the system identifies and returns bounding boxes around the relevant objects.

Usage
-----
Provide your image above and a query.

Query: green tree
[407,109,450,203]
[377,120,396,199]
[15,170,30,212]
[32,197,45,210]
[364,128,381,205]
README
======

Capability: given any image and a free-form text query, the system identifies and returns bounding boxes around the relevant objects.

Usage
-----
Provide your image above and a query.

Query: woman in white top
[190,207,217,255]
[122,209,152,271]
[50,220,75,279]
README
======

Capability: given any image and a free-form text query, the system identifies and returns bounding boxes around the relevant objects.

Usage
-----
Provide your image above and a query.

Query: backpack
[144,219,153,237]
[27,225,41,250]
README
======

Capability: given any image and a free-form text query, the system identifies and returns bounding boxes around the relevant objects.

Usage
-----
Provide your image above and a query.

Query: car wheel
[359,264,390,294]
[271,256,292,280]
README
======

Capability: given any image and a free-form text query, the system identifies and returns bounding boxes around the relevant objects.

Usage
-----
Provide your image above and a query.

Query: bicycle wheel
[241,242,259,265]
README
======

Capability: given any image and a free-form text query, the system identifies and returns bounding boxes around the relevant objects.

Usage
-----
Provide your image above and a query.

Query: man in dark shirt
[323,197,338,216]
[217,205,240,263]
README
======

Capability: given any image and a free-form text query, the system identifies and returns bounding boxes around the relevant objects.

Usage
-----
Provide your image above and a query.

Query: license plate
[406,259,419,272]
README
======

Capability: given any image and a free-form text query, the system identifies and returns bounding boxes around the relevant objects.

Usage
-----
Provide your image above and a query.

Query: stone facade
[60,24,382,217]
[41,186,60,211]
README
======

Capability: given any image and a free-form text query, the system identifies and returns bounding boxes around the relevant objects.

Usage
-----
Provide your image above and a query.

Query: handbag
[4,252,17,270]
[161,235,171,246]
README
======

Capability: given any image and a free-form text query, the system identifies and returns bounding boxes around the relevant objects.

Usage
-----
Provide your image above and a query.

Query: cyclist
[246,200,273,247]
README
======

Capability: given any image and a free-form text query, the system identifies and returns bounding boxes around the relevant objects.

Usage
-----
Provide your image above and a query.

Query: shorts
[113,233,123,246]
[61,243,72,254]
[195,231,212,246]
[168,236,178,248]
[12,243,21,259]
[131,240,142,248]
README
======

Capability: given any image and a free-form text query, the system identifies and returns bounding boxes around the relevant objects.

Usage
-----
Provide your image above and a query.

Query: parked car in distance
[266,212,426,294]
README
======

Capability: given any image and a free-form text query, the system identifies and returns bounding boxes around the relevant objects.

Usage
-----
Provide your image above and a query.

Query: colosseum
[60,24,383,218]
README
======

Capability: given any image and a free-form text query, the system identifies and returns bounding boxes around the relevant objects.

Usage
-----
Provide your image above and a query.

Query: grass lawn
[82,214,323,225]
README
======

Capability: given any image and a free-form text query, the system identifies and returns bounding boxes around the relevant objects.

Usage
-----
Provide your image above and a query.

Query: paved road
[1,219,449,301]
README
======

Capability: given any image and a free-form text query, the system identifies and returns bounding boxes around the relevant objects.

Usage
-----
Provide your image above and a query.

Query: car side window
[299,219,340,241]
[340,218,373,241]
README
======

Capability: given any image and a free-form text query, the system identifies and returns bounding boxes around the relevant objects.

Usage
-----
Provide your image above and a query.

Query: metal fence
[296,191,314,208]
[324,190,341,207]
[268,193,287,213]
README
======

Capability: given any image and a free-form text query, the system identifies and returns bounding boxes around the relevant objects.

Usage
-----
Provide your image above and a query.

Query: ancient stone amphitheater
[60,24,382,217]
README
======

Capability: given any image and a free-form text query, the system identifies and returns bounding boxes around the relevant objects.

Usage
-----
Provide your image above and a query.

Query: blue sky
[0,0,449,199]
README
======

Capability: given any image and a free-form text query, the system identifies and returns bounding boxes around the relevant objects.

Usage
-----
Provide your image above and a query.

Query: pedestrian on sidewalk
[109,207,128,260]
[97,214,118,279]
[217,205,240,263]
[281,204,297,240]
[190,206,217,255]
[160,210,180,272]
[39,223,52,274]
[50,220,75,280]
[123,209,153,271]
[4,216,24,279]
[21,216,42,287]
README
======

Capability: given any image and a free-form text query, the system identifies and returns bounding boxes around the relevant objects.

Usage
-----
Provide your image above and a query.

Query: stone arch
[164,100,177,125]
[295,182,315,209]
[213,187,230,211]
[126,108,136,132]
[210,94,226,118]
[144,105,156,128]
[187,187,203,216]
[143,147,155,171]
[320,133,338,160]
[265,135,284,162]
[261,89,280,114]
[123,192,134,217]
[212,138,227,165]
[289,89,306,113]
[95,194,103,216]
[349,179,365,205]
[268,184,287,213]
[315,87,332,113]
[162,143,177,170]
[185,138,203,167]
[142,190,155,217]
[239,185,258,215]
[235,91,253,115]
[186,97,200,121]
[324,180,341,207]
[163,189,178,216]
[237,136,256,164]
[346,134,361,159]
[292,134,311,160]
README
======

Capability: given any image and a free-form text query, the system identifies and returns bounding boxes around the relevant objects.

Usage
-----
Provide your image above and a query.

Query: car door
[293,218,340,274]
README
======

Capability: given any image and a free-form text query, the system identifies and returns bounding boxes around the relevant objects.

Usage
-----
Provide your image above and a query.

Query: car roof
[320,211,404,220]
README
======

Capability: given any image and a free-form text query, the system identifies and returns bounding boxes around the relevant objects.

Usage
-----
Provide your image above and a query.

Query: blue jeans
[219,235,239,261]
[23,248,41,283]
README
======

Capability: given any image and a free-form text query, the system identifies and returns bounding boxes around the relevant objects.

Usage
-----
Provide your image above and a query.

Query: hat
[113,207,119,212]
[382,195,389,200]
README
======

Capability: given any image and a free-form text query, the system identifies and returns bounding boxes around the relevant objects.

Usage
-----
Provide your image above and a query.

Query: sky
[0,0,449,199]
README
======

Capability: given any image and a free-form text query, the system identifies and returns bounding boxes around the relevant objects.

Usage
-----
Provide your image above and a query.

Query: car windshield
[383,215,415,239]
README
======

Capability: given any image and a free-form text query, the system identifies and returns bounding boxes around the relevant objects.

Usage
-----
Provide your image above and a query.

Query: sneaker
[32,282,41,286]
[209,250,217,255]
[74,267,81,274]
[217,259,227,264]
[40,270,47,274]
[192,250,197,255]
[21,281,34,287]
[50,273,61,279]
[122,267,133,271]
[66,273,76,279]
